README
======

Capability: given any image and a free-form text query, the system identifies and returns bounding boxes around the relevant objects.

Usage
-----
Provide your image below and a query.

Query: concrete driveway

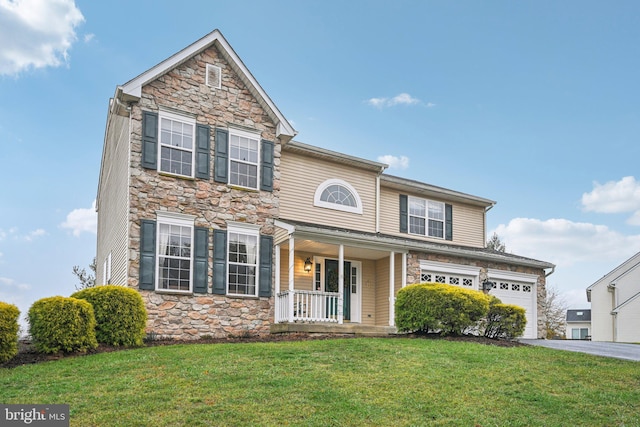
[519,339,640,361]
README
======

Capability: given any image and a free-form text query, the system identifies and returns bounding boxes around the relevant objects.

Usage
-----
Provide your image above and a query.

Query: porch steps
[270,323,398,336]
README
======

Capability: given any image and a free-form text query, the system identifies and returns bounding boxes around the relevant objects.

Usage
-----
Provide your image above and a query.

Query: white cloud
[0,0,85,75]
[83,32,94,43]
[378,154,409,169]
[61,200,97,236]
[493,217,640,267]
[0,276,31,291]
[24,228,45,241]
[581,176,640,225]
[366,93,425,108]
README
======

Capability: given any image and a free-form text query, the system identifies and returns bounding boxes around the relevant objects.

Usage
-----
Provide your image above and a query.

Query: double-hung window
[409,197,445,238]
[156,213,194,293]
[229,129,260,189]
[227,224,260,296]
[159,111,196,178]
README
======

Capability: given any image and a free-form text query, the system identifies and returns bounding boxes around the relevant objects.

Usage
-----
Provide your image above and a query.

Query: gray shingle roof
[566,309,591,322]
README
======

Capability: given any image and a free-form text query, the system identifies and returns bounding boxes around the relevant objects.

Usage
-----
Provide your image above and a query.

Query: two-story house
[96,29,554,340]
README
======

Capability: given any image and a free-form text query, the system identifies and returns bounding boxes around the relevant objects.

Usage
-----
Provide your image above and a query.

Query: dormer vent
[206,64,221,89]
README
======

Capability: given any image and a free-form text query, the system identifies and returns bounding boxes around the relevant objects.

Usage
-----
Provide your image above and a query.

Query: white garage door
[490,280,536,339]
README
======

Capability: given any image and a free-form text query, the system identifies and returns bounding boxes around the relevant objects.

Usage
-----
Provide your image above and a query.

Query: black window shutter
[258,235,273,297]
[193,227,209,294]
[139,220,156,290]
[445,204,453,241]
[260,139,274,191]
[195,124,211,180]
[399,195,408,233]
[214,128,229,183]
[141,111,158,169]
[212,229,227,295]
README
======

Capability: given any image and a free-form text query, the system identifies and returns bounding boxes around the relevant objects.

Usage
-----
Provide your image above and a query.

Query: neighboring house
[565,309,591,340]
[587,252,640,342]
[96,29,554,340]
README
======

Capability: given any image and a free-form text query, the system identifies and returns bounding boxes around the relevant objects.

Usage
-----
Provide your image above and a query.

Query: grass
[1,338,639,426]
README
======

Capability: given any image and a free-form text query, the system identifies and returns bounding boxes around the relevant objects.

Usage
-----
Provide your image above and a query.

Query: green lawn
[1,338,639,426]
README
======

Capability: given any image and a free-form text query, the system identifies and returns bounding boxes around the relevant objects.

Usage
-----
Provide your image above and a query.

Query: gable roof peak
[116,29,296,141]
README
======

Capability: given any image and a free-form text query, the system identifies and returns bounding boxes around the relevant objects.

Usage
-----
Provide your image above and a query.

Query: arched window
[314,179,363,214]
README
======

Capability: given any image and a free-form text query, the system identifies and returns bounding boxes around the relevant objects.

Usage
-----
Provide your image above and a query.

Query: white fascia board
[119,29,296,139]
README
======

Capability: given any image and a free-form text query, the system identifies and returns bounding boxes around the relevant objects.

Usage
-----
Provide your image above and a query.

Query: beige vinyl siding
[277,251,315,292]
[96,113,130,286]
[375,257,390,326]
[279,151,377,233]
[378,186,486,248]
[360,260,376,326]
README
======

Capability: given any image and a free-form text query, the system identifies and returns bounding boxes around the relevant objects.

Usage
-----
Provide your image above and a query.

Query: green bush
[483,298,527,339]
[396,283,491,335]
[72,285,147,347]
[0,302,20,363]
[28,296,98,354]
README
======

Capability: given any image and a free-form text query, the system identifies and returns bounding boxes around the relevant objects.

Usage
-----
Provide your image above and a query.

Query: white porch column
[288,235,295,323]
[275,244,281,323]
[402,252,407,288]
[389,251,395,327]
[338,244,344,325]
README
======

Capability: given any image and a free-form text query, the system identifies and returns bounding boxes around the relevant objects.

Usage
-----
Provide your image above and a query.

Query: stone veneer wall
[126,43,280,340]
[406,252,548,339]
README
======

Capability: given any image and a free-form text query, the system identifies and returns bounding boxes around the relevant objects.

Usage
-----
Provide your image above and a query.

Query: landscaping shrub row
[395,282,526,339]
[0,285,148,361]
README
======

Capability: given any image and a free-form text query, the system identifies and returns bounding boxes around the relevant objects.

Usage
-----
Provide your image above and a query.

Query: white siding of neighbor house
[96,112,130,287]
[378,186,486,248]
[616,296,640,343]
[589,253,640,342]
[279,151,378,233]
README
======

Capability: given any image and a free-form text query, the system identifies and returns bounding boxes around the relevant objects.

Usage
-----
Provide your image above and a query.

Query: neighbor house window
[156,213,194,292]
[409,197,444,238]
[229,129,260,189]
[314,179,363,214]
[227,224,259,296]
[571,328,589,340]
[159,111,195,177]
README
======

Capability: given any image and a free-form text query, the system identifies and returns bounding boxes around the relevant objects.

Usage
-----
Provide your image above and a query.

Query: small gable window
[314,179,362,214]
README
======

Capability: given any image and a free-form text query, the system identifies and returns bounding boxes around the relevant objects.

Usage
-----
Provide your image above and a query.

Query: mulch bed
[2,333,523,369]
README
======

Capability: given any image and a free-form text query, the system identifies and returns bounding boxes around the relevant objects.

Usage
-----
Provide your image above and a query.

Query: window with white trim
[314,179,363,214]
[227,224,259,296]
[156,214,193,292]
[229,129,260,189]
[103,252,111,285]
[159,111,195,177]
[409,196,444,238]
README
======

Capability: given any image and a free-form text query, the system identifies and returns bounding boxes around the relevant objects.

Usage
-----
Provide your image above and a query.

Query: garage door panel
[491,280,536,339]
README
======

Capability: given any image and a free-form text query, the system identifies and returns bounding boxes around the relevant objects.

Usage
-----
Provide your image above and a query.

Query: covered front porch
[273,220,408,329]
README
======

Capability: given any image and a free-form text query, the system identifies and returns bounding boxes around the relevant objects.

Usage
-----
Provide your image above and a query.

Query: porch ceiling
[279,239,392,261]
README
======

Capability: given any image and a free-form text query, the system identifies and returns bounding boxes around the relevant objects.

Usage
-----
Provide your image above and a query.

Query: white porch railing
[275,290,340,323]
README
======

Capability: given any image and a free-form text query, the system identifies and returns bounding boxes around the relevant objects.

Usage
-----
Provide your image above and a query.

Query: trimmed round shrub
[483,300,527,339]
[28,296,98,354]
[0,302,20,363]
[72,285,147,347]
[395,283,491,335]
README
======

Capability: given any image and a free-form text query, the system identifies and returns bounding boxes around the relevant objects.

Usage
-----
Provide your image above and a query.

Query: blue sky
[2,0,640,327]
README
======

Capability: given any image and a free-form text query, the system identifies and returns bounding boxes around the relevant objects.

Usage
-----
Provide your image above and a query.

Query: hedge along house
[96,29,555,340]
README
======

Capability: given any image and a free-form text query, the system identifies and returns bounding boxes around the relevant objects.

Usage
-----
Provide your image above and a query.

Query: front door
[325,259,352,321]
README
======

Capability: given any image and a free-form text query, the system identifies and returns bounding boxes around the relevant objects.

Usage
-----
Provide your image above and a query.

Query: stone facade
[126,44,280,340]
